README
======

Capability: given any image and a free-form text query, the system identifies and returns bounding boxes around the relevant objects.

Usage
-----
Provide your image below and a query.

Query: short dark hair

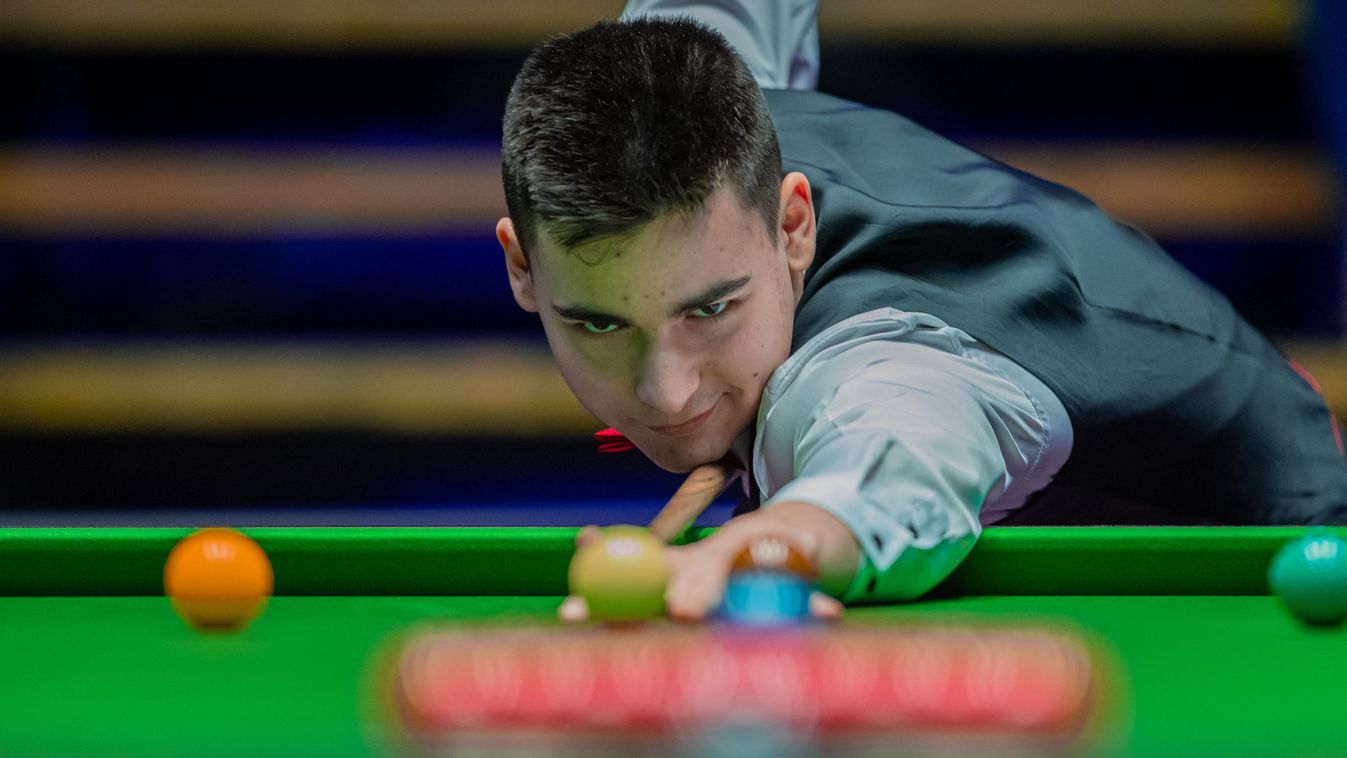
[501,17,782,254]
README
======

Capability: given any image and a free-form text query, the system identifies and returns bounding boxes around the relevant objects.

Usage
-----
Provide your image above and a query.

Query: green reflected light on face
[577,299,731,337]
[522,187,801,473]
[691,302,729,318]
[582,320,619,335]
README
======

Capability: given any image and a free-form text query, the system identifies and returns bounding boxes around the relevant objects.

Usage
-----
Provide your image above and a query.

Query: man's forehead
[530,188,776,310]
[538,234,740,295]
[533,187,767,269]
[535,207,690,269]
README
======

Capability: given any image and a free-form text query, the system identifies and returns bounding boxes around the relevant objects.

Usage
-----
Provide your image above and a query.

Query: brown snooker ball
[730,536,817,581]
[568,526,670,622]
[164,528,274,631]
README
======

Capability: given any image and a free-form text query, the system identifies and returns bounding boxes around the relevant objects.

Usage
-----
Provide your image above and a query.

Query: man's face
[499,177,815,472]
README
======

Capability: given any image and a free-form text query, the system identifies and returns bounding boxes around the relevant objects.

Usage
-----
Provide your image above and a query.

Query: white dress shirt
[752,309,1073,602]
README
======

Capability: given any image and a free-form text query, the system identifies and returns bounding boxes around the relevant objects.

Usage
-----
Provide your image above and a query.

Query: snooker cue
[647,462,736,543]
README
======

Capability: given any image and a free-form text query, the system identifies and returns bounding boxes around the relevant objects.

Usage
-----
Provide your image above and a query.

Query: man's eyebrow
[552,303,627,325]
[552,275,753,324]
[670,275,752,316]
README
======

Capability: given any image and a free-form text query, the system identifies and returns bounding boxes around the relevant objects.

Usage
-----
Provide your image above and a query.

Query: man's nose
[635,343,700,417]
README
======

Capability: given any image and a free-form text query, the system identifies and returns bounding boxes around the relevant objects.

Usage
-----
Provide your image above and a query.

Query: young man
[495,2,1347,621]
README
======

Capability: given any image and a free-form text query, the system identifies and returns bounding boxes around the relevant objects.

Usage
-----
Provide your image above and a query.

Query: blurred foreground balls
[164,528,274,631]
[568,526,669,622]
[1269,530,1347,626]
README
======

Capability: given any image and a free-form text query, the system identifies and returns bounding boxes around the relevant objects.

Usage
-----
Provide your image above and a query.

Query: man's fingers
[664,564,729,621]
[668,578,842,623]
[574,525,602,549]
[571,526,840,625]
[557,594,589,623]
[809,591,844,620]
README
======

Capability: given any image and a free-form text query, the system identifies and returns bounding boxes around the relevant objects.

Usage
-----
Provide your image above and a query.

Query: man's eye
[691,301,730,319]
[582,321,620,335]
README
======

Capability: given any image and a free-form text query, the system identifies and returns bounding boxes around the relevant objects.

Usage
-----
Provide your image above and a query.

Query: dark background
[1,1,1343,523]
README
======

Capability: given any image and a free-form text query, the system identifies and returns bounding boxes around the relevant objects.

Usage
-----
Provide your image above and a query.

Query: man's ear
[497,217,539,313]
[779,172,816,284]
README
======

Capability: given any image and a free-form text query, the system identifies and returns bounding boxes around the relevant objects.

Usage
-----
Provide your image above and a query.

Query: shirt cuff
[765,473,981,604]
[833,533,978,605]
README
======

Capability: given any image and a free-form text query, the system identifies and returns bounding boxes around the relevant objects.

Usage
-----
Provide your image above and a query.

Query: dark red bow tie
[593,427,754,501]
[594,427,636,454]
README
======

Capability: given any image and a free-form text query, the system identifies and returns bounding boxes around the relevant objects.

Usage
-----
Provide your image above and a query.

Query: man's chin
[638,437,731,474]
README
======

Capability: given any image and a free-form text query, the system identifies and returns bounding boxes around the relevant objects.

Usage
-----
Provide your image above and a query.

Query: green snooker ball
[568,526,670,622]
[1268,530,1347,626]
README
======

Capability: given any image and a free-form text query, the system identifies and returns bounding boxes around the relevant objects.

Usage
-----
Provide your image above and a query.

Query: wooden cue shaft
[647,462,736,543]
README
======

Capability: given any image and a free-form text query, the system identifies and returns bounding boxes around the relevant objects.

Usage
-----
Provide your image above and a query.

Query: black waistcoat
[766,89,1347,524]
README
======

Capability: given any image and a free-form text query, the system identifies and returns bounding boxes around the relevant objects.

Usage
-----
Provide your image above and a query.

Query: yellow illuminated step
[0,0,1296,50]
[0,143,1333,238]
[0,339,1340,434]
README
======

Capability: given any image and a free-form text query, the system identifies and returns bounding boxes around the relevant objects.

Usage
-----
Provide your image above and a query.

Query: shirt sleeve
[757,321,1064,604]
[620,0,820,90]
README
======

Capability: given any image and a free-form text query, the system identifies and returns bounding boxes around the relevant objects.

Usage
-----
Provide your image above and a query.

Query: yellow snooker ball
[568,526,669,622]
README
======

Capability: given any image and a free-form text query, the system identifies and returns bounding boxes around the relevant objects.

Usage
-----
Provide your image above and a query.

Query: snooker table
[1,526,1344,757]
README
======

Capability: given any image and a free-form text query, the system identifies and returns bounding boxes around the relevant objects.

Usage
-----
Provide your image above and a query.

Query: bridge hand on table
[557,518,844,624]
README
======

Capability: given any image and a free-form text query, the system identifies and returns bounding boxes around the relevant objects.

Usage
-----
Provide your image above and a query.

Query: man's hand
[558,500,859,623]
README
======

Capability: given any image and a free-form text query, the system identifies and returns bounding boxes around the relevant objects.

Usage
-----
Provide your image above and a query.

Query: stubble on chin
[638,438,721,474]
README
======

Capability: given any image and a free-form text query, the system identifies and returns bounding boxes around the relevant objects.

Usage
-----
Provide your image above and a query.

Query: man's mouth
[648,403,717,436]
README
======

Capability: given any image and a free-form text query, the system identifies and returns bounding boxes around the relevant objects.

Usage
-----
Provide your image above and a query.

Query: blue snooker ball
[718,570,813,627]
[1269,530,1347,626]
